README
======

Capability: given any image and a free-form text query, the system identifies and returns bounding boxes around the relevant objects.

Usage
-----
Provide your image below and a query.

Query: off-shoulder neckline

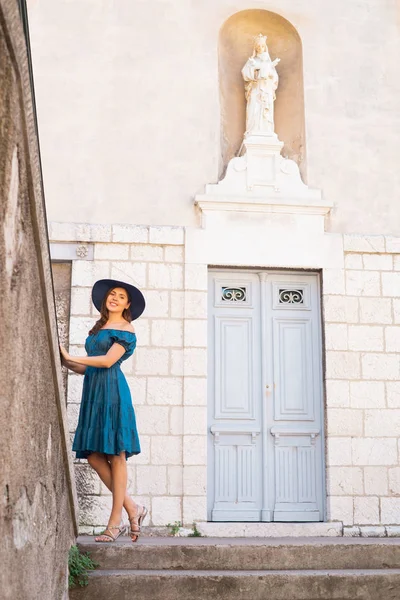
[97,328,136,335]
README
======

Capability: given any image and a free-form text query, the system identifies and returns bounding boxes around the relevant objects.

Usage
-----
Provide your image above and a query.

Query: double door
[207,270,324,522]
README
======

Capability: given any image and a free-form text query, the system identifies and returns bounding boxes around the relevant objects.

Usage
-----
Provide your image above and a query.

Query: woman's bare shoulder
[122,322,135,333]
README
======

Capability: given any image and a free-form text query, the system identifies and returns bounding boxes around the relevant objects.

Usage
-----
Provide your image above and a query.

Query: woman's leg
[107,452,128,525]
[87,452,138,520]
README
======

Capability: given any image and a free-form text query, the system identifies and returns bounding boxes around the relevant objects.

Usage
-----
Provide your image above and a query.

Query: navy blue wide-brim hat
[91,279,145,321]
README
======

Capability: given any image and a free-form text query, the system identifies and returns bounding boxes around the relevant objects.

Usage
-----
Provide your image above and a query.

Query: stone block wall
[325,235,400,527]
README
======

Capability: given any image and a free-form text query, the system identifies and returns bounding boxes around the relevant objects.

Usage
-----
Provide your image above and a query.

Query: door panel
[208,270,324,522]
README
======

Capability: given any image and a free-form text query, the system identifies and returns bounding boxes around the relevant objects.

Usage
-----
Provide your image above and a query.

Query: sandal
[129,505,148,542]
[95,521,127,543]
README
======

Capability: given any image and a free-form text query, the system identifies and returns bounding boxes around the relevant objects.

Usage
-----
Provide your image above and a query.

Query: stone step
[76,536,400,571]
[69,568,400,600]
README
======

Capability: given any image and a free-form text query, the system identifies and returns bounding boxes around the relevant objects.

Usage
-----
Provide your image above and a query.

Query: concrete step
[69,568,400,600]
[76,535,400,571]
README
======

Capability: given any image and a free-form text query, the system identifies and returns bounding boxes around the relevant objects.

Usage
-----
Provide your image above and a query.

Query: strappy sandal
[94,521,127,543]
[129,505,148,543]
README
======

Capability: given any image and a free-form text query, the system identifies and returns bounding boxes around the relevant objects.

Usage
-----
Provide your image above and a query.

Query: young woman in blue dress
[60,279,147,543]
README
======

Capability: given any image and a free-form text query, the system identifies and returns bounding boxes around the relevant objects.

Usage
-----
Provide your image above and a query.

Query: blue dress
[72,329,140,460]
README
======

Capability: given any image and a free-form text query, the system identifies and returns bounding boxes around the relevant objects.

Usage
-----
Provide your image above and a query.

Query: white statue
[242,34,280,137]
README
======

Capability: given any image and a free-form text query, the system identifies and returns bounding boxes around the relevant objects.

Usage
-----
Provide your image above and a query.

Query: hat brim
[91,279,145,321]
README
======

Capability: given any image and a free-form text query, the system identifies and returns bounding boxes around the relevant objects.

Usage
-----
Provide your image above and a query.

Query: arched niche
[219,9,306,180]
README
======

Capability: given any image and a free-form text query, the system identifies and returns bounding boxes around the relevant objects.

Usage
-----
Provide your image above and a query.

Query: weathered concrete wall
[0,1,77,598]
[27,0,400,234]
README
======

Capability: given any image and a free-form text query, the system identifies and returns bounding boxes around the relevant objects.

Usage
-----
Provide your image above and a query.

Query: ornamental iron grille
[221,287,247,302]
[278,288,304,305]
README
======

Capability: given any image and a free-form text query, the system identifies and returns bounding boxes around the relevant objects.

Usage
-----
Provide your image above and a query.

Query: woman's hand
[59,344,71,364]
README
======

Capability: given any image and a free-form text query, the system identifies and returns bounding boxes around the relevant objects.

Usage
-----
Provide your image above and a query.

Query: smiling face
[105,287,131,315]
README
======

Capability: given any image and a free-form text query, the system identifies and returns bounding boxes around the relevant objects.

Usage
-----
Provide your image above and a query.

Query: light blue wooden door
[208,270,324,522]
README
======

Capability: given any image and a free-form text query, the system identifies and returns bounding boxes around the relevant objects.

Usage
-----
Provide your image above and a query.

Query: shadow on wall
[219,9,306,181]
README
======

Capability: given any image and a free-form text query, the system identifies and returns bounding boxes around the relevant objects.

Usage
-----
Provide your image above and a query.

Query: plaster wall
[0,2,77,597]
[27,0,400,234]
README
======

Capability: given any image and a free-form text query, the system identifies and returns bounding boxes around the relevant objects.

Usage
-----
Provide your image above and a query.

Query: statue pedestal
[195,133,332,218]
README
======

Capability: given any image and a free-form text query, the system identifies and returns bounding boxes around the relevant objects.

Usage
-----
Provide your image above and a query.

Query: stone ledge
[196,522,343,538]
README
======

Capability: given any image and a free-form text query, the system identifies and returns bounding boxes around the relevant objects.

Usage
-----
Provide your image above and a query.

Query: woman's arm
[61,355,87,375]
[60,343,126,369]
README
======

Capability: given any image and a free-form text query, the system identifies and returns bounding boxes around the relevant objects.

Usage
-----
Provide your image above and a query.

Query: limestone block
[348,325,383,352]
[49,222,112,243]
[381,498,400,524]
[135,406,169,434]
[362,353,399,381]
[354,497,379,525]
[70,287,91,316]
[112,224,148,243]
[327,466,363,495]
[327,496,354,525]
[184,291,207,319]
[324,324,348,351]
[343,235,385,253]
[75,464,101,495]
[350,381,385,408]
[78,495,113,527]
[387,382,400,408]
[167,466,183,495]
[151,436,182,466]
[134,318,150,346]
[151,319,183,347]
[364,467,388,496]
[363,254,393,271]
[352,438,398,465]
[345,270,380,297]
[394,255,400,271]
[68,375,84,403]
[149,226,184,246]
[128,436,149,466]
[385,237,400,254]
[142,290,169,318]
[389,467,400,495]
[136,466,167,495]
[184,319,207,348]
[147,377,182,406]
[184,264,208,291]
[343,526,361,537]
[385,326,400,352]
[326,408,363,436]
[71,260,110,286]
[326,437,352,466]
[394,300,400,324]
[323,295,358,323]
[183,496,207,525]
[66,403,80,432]
[170,349,184,376]
[322,269,345,295]
[184,377,207,406]
[183,466,207,495]
[359,297,392,324]
[382,272,400,297]
[360,526,386,537]
[387,526,400,537]
[125,376,147,405]
[325,380,350,408]
[184,406,207,435]
[325,351,360,379]
[170,407,184,435]
[148,263,183,290]
[130,244,163,262]
[170,291,185,318]
[184,348,207,377]
[135,348,169,376]
[164,246,184,263]
[111,261,147,288]
[94,243,129,260]
[183,435,207,466]
[151,496,182,526]
[344,254,363,270]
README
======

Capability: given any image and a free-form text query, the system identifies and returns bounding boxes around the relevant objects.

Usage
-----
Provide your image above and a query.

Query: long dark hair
[89,287,132,336]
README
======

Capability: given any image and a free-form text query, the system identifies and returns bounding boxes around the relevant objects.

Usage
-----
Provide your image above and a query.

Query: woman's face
[106,287,131,314]
[255,41,266,55]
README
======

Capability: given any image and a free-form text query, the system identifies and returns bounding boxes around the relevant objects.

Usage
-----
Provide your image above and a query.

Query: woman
[60,278,147,543]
